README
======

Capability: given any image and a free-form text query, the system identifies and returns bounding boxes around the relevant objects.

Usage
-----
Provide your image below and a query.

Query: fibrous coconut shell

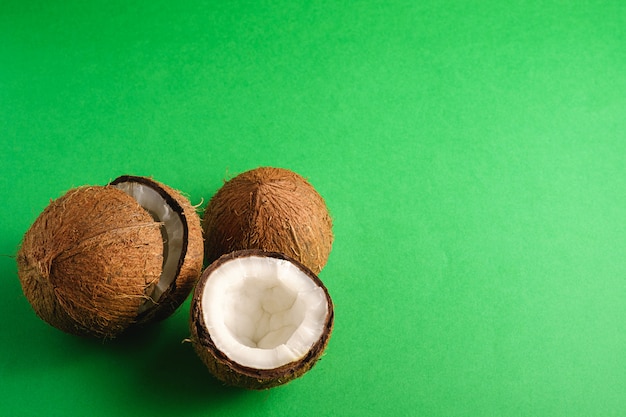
[17,176,204,338]
[17,186,162,338]
[203,167,333,274]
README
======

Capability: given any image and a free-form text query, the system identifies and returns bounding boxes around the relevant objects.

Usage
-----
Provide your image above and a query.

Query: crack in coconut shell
[17,177,204,338]
[109,175,204,324]
[189,250,334,390]
[203,167,334,274]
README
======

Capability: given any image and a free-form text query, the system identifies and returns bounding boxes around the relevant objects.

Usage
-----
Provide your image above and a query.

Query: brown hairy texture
[17,176,205,338]
[17,186,163,338]
[203,167,333,274]
[110,176,204,324]
[189,250,334,390]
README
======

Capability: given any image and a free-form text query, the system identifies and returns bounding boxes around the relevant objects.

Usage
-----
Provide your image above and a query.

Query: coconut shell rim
[109,175,191,310]
[190,249,334,386]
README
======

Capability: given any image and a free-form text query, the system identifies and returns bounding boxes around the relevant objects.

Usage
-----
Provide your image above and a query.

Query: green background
[2,1,626,416]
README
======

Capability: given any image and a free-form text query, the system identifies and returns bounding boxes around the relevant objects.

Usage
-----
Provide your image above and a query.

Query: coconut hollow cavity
[190,250,334,390]
[16,175,203,338]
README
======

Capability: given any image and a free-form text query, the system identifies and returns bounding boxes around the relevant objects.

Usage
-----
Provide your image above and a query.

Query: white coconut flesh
[202,255,329,370]
[113,181,184,310]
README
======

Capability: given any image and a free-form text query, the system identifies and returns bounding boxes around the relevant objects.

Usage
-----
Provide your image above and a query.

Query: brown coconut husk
[17,186,163,338]
[189,250,334,390]
[203,167,333,274]
[17,176,204,338]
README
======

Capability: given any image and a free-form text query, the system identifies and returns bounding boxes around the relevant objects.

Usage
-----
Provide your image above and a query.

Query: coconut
[203,167,333,274]
[109,175,204,324]
[16,175,204,338]
[190,250,334,389]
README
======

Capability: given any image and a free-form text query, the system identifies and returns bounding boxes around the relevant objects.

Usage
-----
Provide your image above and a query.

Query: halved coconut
[16,175,203,338]
[190,250,334,389]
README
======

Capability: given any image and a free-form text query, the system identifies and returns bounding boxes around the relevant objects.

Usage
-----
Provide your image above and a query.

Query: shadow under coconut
[126,328,248,412]
[4,242,247,412]
[97,310,249,412]
[0,253,98,374]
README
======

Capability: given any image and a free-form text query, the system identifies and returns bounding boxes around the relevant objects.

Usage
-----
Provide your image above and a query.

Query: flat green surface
[2,1,626,416]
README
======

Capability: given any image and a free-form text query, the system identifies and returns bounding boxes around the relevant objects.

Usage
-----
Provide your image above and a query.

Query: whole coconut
[17,176,203,338]
[203,167,333,274]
